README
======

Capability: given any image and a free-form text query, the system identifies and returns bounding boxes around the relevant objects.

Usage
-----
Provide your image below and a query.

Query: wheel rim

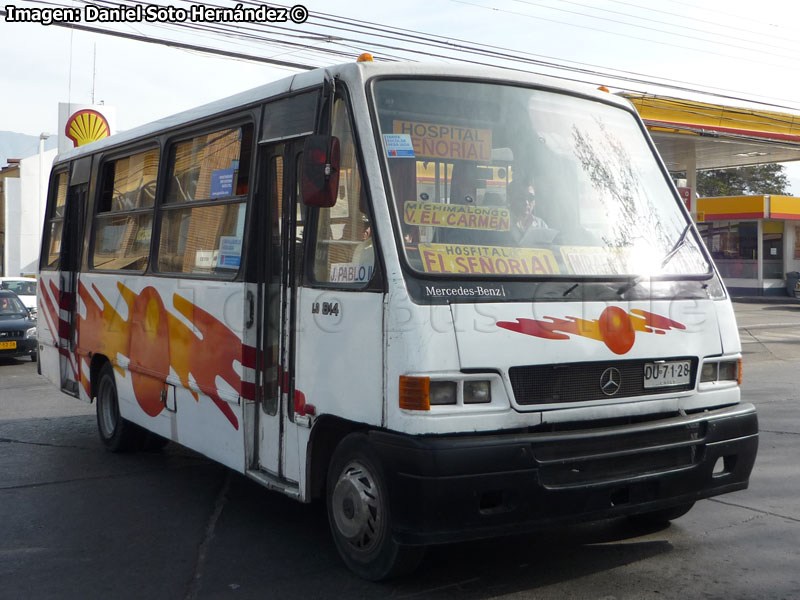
[331,459,384,554]
[97,375,118,438]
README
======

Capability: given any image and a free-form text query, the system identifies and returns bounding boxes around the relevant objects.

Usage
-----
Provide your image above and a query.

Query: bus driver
[508,176,552,245]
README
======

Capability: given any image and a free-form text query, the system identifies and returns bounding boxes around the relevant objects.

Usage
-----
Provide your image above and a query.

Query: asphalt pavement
[1,300,799,599]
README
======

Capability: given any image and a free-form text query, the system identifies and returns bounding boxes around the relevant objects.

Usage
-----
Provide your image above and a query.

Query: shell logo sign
[65,109,111,148]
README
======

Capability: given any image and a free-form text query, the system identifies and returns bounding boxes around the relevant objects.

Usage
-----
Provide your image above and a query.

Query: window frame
[40,169,70,271]
[152,118,255,280]
[366,75,713,288]
[304,84,384,292]
[88,143,161,273]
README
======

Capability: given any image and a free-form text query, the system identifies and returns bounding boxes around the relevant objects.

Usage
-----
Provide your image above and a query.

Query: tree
[695,164,789,197]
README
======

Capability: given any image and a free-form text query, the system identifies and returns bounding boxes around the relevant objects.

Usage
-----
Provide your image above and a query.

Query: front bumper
[0,338,36,359]
[370,403,758,545]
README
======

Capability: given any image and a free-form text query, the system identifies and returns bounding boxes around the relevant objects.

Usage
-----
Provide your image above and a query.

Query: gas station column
[686,142,697,221]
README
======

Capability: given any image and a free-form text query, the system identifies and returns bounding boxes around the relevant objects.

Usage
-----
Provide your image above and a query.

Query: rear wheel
[629,502,695,525]
[326,434,424,581]
[95,362,143,452]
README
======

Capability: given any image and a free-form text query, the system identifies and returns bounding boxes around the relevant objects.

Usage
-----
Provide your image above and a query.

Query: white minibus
[39,57,758,580]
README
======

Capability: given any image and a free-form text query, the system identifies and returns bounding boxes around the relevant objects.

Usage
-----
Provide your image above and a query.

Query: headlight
[700,359,741,384]
[700,363,717,383]
[25,327,37,339]
[430,381,457,405]
[464,380,491,404]
[719,360,741,383]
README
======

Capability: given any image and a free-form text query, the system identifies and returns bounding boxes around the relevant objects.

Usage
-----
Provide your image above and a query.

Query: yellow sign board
[393,120,492,161]
[419,243,560,275]
[404,201,510,231]
[560,246,625,275]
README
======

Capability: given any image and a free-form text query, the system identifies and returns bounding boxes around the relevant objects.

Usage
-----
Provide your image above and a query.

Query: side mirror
[301,135,340,208]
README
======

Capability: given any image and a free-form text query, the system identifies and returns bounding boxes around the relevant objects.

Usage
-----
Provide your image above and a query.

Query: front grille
[509,357,698,405]
[0,330,23,339]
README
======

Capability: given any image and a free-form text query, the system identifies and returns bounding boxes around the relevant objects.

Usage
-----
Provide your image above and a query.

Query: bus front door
[256,141,304,481]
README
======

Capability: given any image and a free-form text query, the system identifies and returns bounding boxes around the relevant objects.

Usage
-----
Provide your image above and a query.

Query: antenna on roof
[91,43,97,104]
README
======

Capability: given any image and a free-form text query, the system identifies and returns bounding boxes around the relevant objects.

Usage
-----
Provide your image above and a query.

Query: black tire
[95,362,144,452]
[326,433,425,581]
[30,351,37,362]
[628,502,695,525]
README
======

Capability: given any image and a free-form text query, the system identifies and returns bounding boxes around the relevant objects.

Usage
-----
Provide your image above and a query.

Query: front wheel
[95,362,143,452]
[326,434,424,581]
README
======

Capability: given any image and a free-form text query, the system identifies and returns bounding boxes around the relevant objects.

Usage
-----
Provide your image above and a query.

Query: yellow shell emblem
[65,109,110,148]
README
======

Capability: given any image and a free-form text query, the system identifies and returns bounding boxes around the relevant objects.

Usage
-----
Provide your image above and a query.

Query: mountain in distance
[0,131,59,169]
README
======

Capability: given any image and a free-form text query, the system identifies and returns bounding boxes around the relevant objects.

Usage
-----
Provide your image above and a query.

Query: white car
[0,277,37,318]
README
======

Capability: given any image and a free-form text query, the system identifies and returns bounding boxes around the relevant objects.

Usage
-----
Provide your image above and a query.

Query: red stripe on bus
[240,381,256,400]
[59,291,73,311]
[241,344,257,369]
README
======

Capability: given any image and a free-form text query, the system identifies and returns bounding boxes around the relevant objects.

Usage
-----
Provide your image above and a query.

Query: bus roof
[53,61,631,165]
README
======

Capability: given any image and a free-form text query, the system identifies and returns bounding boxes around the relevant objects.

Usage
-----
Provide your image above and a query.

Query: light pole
[38,133,50,263]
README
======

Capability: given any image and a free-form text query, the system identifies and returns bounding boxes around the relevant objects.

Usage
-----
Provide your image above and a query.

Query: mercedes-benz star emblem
[600,367,622,396]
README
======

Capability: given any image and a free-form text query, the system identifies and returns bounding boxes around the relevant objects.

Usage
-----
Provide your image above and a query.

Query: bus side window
[157,124,252,277]
[91,149,159,271]
[41,171,68,269]
[311,96,375,287]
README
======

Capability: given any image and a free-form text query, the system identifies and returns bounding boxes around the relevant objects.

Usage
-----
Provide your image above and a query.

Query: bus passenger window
[158,125,252,277]
[91,149,159,271]
[41,172,68,269]
[311,97,375,287]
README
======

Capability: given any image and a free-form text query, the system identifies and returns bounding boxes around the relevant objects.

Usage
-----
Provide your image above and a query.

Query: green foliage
[696,164,789,197]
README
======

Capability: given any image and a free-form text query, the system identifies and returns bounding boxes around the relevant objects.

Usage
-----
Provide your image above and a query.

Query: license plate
[644,360,691,388]
[0,341,17,350]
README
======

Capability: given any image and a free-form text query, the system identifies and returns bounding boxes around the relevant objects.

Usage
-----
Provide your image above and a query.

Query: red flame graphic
[77,281,241,428]
[497,307,686,355]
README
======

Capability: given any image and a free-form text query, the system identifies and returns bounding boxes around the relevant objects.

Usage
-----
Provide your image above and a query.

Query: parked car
[0,289,37,362]
[0,277,37,318]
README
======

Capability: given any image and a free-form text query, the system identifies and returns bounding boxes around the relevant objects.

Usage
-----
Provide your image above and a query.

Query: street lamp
[38,133,50,254]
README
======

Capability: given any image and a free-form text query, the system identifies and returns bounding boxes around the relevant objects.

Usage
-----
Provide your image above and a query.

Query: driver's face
[512,184,536,217]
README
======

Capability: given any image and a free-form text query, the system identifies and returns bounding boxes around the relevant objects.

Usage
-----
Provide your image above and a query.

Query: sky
[3,0,800,189]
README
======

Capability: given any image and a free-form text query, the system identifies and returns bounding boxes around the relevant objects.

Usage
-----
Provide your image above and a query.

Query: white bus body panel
[383,296,737,436]
[43,273,249,472]
[294,287,384,427]
[37,271,62,391]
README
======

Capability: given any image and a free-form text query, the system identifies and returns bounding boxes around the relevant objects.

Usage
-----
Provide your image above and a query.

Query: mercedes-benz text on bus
[38,58,758,580]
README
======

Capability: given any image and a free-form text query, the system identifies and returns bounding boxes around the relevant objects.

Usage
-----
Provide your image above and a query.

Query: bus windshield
[373,79,710,280]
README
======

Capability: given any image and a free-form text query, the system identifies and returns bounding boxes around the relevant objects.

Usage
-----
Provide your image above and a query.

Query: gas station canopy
[623,94,800,171]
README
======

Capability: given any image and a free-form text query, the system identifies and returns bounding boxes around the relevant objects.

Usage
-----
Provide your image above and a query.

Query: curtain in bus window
[157,204,246,275]
[157,124,252,277]
[91,149,159,271]
[164,128,249,204]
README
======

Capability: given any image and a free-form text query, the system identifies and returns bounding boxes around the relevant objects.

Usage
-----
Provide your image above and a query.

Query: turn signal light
[399,376,430,411]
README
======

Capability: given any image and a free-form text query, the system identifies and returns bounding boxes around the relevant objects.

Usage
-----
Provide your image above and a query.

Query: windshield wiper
[617,222,693,296]
[660,222,693,270]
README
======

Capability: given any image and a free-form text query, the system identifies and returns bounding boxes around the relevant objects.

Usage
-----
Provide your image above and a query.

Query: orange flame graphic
[77,281,241,428]
[497,307,686,355]
[65,109,110,148]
